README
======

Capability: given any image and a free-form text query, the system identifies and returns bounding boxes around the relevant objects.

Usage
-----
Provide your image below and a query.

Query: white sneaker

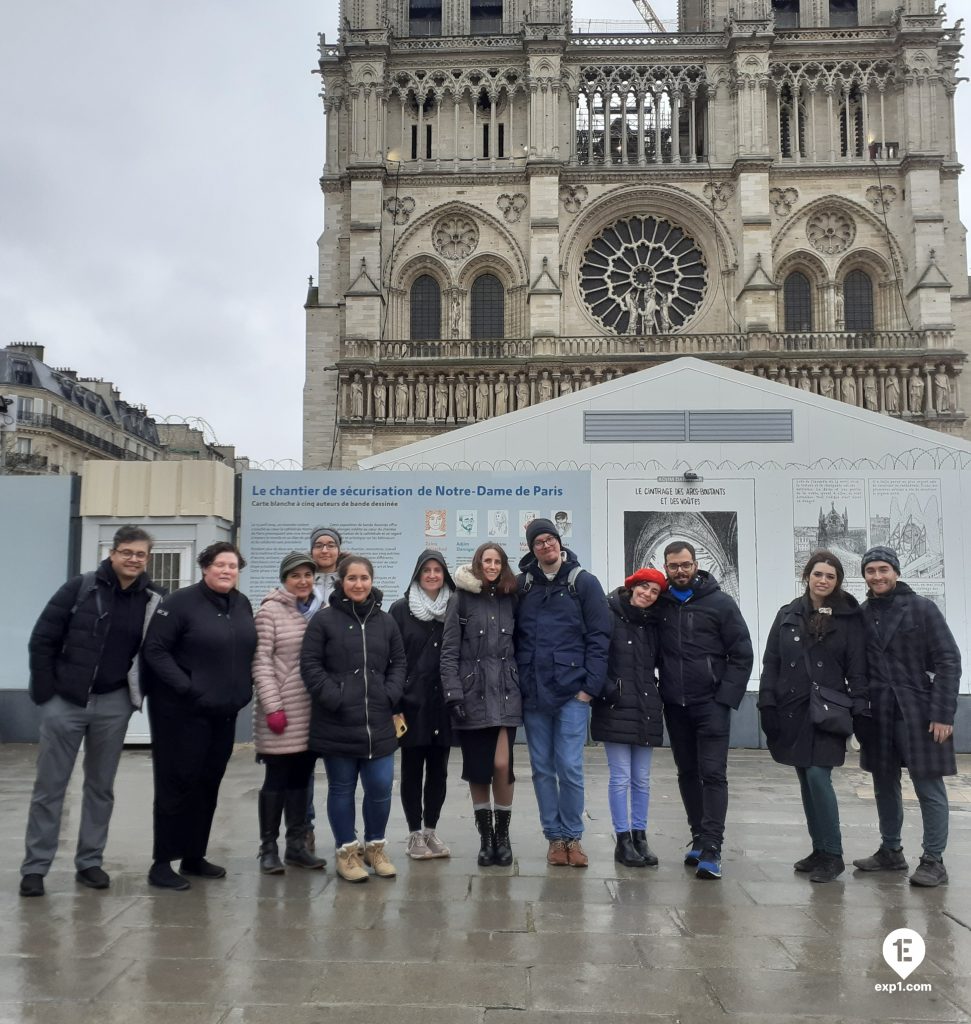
[407,831,431,860]
[423,829,451,858]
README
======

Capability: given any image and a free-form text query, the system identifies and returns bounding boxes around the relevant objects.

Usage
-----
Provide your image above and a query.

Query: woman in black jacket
[143,542,257,891]
[759,550,868,883]
[300,556,406,883]
[389,550,455,861]
[440,543,522,867]
[591,568,666,868]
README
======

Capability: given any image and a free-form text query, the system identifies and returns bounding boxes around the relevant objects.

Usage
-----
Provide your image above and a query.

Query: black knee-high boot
[493,809,513,866]
[284,788,327,869]
[258,789,286,874]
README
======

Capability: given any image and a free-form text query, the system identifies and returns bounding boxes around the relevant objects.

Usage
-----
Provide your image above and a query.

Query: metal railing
[17,412,147,461]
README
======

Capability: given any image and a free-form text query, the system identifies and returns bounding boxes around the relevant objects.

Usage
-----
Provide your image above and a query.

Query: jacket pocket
[551,651,586,696]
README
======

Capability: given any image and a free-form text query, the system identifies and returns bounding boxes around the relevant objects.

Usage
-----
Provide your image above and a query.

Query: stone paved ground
[0,742,969,1023]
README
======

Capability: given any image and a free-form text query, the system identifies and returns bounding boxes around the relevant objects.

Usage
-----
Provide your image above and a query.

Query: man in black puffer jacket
[656,540,753,882]
[20,526,163,898]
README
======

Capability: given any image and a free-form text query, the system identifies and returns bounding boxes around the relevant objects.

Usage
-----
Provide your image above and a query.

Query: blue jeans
[872,769,949,859]
[603,742,653,833]
[523,698,590,841]
[323,754,394,848]
[795,766,842,856]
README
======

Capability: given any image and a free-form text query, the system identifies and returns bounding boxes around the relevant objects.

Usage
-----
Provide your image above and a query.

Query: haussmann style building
[304,0,968,469]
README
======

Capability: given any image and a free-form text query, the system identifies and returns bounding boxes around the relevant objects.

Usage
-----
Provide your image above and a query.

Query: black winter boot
[630,829,658,866]
[615,831,647,867]
[493,809,513,866]
[474,808,495,867]
[284,789,327,869]
[258,789,286,874]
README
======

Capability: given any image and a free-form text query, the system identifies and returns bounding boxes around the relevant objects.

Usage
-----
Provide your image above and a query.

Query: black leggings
[260,751,318,793]
[399,745,449,832]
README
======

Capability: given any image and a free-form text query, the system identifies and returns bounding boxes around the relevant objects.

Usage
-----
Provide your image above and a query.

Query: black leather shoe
[76,866,110,889]
[148,862,191,890]
[20,873,44,897]
[180,857,226,878]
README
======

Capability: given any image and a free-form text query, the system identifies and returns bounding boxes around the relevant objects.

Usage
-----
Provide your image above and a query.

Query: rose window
[432,214,479,261]
[579,216,707,335]
[806,210,855,255]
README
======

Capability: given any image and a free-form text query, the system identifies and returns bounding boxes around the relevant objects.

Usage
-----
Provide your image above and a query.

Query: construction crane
[632,0,666,31]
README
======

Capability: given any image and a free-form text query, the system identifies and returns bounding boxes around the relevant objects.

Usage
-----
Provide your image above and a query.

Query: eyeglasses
[115,549,149,561]
[533,537,559,549]
[312,542,339,551]
[665,561,696,572]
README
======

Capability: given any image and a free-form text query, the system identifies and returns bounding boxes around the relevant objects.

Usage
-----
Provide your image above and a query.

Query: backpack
[70,571,103,617]
[518,566,587,631]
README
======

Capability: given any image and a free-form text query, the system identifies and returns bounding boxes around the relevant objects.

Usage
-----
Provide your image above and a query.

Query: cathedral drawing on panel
[304,0,968,468]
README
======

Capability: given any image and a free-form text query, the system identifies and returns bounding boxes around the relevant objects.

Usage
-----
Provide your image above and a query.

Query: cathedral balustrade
[342,329,944,363]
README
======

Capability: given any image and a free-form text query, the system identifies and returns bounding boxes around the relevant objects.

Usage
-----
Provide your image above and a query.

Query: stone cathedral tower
[305,0,968,468]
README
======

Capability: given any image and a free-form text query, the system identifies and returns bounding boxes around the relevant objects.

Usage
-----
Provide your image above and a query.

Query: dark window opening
[784,272,813,332]
[772,0,799,28]
[409,0,442,36]
[410,125,418,160]
[482,125,490,158]
[470,0,503,35]
[426,124,433,159]
[844,270,874,330]
[829,0,858,27]
[470,274,504,340]
[498,123,505,158]
[411,276,442,340]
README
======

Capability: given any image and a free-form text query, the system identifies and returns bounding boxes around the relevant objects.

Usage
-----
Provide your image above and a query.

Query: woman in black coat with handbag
[389,550,456,861]
[440,543,522,867]
[591,568,666,868]
[759,550,868,883]
[300,556,407,884]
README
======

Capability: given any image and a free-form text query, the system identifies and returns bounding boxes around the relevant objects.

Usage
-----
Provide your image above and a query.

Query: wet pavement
[0,741,969,1023]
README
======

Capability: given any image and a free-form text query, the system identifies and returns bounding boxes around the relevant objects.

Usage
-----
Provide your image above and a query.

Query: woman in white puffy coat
[252,551,326,874]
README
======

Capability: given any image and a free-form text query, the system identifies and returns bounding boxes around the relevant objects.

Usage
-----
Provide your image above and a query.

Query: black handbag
[809,682,854,737]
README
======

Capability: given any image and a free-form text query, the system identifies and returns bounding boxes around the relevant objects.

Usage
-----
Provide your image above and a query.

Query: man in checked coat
[853,546,961,887]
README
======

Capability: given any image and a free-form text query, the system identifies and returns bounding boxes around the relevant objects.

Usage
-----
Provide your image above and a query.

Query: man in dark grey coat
[853,546,961,887]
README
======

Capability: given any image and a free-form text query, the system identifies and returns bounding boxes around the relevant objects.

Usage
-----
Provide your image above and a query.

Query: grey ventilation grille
[584,409,793,443]
[583,410,687,442]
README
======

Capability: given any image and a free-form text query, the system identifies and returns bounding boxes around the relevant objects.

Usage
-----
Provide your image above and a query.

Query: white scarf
[408,582,451,622]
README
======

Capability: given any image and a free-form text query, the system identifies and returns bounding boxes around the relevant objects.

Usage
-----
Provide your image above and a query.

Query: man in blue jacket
[657,540,753,881]
[516,518,612,866]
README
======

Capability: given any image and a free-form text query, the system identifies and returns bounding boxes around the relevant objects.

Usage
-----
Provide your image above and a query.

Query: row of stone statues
[344,368,615,423]
[757,363,955,416]
[343,363,957,423]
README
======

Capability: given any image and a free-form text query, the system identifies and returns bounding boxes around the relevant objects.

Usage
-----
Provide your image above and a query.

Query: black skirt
[458,726,517,785]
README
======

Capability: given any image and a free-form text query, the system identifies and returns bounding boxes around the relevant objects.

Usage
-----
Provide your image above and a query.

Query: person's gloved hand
[449,703,467,726]
[760,707,780,742]
[853,713,874,747]
[267,710,288,735]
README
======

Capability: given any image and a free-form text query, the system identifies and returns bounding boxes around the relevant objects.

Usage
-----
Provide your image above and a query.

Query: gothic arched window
[844,270,874,330]
[470,274,504,339]
[829,0,858,27]
[784,271,813,332]
[409,0,442,36]
[772,0,799,28]
[410,275,442,340]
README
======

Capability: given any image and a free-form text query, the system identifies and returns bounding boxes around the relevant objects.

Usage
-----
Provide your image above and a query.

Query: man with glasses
[515,518,612,866]
[310,527,342,603]
[656,541,752,881]
[20,526,164,896]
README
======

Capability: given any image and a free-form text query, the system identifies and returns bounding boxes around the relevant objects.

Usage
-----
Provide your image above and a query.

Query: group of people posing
[18,518,961,897]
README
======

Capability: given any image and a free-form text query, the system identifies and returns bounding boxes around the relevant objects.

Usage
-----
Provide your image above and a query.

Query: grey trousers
[21,689,133,876]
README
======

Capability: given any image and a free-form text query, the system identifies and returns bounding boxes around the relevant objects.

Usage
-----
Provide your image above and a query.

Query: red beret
[625,567,668,592]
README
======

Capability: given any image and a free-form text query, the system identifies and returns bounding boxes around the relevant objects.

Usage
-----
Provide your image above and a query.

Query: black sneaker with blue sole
[696,848,722,879]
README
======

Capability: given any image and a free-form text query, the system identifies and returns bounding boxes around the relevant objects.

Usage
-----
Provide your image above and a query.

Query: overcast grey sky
[2,1,967,464]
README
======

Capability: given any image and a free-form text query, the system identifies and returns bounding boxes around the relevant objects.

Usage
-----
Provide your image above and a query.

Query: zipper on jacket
[358,602,376,758]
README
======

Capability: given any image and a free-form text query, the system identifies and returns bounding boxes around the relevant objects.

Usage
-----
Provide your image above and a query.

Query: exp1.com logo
[874,929,933,994]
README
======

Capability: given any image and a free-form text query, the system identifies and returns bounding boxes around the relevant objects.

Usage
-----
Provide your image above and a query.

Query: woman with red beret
[591,568,667,868]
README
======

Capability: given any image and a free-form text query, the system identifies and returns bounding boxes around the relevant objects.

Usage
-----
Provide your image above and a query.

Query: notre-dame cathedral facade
[304,0,967,468]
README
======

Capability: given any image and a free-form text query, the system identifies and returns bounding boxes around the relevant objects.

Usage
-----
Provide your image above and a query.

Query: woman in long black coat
[440,543,522,867]
[759,550,868,883]
[300,556,407,883]
[591,568,666,868]
[389,550,455,860]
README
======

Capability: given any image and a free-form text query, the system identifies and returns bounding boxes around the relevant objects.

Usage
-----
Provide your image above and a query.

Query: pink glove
[266,710,288,735]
